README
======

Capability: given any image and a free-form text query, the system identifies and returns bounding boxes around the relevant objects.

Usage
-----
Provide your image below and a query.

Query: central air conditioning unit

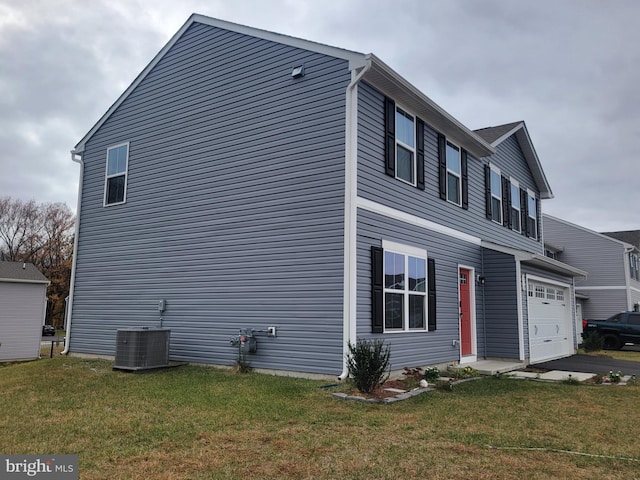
[113,327,170,371]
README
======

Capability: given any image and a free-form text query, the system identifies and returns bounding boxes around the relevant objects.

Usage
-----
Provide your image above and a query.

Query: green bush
[423,367,441,382]
[346,339,391,394]
[582,330,603,352]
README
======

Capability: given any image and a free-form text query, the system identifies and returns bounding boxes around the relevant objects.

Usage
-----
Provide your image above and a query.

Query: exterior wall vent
[113,327,170,371]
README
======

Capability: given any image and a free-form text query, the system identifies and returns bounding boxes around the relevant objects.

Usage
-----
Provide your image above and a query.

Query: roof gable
[73,14,367,153]
[73,14,494,159]
[0,261,49,284]
[474,121,553,199]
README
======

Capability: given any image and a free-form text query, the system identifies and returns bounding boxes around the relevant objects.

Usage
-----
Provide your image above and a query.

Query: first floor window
[105,143,129,205]
[383,244,427,331]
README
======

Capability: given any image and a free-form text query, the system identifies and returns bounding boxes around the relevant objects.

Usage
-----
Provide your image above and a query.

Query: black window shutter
[520,188,528,236]
[484,165,492,219]
[438,134,447,200]
[416,119,425,190]
[371,246,384,334]
[501,176,510,228]
[461,149,469,209]
[384,97,396,178]
[535,198,541,240]
[427,258,437,331]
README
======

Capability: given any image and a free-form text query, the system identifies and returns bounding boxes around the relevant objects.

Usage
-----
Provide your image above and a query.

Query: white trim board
[357,197,481,245]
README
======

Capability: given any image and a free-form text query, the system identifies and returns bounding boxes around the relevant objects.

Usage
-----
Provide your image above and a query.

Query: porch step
[466,359,526,375]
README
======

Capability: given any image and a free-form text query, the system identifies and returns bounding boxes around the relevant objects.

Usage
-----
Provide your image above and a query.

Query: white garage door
[528,280,573,363]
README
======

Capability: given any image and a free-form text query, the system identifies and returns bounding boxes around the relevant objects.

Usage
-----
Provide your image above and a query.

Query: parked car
[583,311,640,350]
[42,324,55,336]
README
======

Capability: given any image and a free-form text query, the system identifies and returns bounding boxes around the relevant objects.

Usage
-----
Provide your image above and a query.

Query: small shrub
[607,370,623,383]
[592,374,603,384]
[562,374,580,385]
[346,339,391,394]
[582,330,604,352]
[402,367,423,389]
[423,367,441,382]
[448,365,479,379]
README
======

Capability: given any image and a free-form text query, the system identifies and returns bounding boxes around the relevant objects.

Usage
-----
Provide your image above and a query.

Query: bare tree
[0,196,75,327]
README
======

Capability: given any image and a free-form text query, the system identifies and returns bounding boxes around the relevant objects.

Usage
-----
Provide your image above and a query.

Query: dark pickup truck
[583,311,640,350]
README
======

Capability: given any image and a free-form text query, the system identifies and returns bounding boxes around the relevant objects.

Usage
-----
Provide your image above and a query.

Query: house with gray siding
[0,262,49,362]
[66,14,585,378]
[544,215,640,329]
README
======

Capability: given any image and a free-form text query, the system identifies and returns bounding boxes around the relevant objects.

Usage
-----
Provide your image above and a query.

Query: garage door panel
[528,280,573,363]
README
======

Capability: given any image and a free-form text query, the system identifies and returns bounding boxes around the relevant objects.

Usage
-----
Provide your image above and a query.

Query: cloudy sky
[1,0,638,232]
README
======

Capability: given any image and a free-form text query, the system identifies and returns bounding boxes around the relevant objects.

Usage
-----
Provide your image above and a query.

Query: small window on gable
[105,143,129,206]
[510,181,521,233]
[446,142,461,205]
[490,166,502,224]
[395,107,415,185]
[527,191,537,239]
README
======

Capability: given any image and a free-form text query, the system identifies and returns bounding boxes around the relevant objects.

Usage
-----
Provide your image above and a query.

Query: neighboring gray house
[602,230,640,250]
[544,215,640,326]
[66,14,585,377]
[0,261,49,362]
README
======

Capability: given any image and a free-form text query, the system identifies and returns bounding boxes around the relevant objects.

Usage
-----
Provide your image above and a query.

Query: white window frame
[489,164,502,225]
[446,141,462,206]
[394,106,416,186]
[104,142,130,206]
[527,189,537,239]
[382,240,427,332]
[510,178,521,233]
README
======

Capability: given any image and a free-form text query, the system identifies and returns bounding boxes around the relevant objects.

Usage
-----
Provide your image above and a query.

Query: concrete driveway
[532,348,640,377]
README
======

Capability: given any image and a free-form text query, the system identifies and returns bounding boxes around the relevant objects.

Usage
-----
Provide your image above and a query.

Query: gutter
[61,150,84,355]
[338,59,372,381]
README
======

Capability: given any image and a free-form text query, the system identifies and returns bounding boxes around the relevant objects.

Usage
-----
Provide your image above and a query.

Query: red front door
[459,268,472,356]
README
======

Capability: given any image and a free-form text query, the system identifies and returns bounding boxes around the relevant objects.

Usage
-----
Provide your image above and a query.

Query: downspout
[61,150,84,355]
[338,58,372,381]
[624,246,634,310]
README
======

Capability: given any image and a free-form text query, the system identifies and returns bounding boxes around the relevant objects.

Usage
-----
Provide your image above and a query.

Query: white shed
[0,261,49,362]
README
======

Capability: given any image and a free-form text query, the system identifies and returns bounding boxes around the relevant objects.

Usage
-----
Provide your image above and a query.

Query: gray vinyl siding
[0,282,47,362]
[576,288,630,320]
[544,216,627,287]
[71,22,351,375]
[481,249,520,359]
[356,208,485,369]
[357,82,542,254]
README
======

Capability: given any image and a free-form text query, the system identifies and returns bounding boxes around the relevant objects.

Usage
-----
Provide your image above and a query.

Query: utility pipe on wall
[338,58,372,381]
[61,151,84,355]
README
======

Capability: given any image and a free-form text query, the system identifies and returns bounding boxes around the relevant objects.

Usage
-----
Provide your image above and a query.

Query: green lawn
[2,357,639,479]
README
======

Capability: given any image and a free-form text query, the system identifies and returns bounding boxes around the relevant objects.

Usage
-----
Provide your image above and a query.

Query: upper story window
[438,134,468,209]
[510,180,521,232]
[104,143,129,206]
[446,142,461,205]
[384,97,425,190]
[630,253,639,281]
[395,108,416,185]
[489,166,502,224]
[526,191,537,239]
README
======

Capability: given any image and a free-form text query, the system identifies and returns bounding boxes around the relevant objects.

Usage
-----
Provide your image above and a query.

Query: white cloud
[0,0,638,231]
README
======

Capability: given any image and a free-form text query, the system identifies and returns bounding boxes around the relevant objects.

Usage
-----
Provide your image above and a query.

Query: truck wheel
[602,334,622,350]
